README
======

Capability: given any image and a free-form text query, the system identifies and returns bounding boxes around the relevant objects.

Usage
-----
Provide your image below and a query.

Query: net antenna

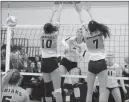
[82,2,93,20]
[8,2,10,17]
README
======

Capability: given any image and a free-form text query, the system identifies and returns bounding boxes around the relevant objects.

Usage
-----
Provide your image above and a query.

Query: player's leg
[59,64,68,102]
[69,67,80,99]
[60,65,67,88]
[60,57,74,102]
[112,87,122,102]
[97,70,108,102]
[41,57,57,102]
[51,68,63,102]
[86,71,96,102]
[43,72,53,102]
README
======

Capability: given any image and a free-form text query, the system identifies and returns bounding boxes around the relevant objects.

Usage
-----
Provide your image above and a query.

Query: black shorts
[107,87,119,92]
[60,57,77,72]
[41,57,58,73]
[88,59,107,74]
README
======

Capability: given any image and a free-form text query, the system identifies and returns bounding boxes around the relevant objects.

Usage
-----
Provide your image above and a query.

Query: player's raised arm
[74,3,84,25]
[49,3,59,23]
[82,2,93,20]
[55,2,63,28]
[74,3,89,42]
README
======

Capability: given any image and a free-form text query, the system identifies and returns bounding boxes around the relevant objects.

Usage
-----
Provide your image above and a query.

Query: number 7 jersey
[40,33,58,58]
[86,34,104,53]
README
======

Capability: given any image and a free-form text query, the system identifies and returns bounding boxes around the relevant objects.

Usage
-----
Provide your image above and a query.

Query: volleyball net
[1,24,128,80]
[0,1,128,81]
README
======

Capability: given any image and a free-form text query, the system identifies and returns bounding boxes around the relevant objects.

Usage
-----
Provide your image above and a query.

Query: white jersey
[40,32,58,58]
[107,63,122,88]
[2,85,29,102]
[84,32,106,61]
[62,37,86,62]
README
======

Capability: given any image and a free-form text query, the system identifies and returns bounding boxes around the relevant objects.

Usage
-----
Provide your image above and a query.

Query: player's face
[35,56,40,61]
[30,62,35,68]
[106,57,114,66]
[37,62,41,69]
[76,28,84,44]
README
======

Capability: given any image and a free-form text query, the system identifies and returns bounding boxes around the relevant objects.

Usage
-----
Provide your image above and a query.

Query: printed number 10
[42,40,52,48]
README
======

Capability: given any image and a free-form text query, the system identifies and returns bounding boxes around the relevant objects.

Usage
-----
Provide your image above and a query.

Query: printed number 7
[93,39,98,49]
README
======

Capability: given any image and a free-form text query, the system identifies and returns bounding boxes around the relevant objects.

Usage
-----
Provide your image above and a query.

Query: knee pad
[44,81,54,97]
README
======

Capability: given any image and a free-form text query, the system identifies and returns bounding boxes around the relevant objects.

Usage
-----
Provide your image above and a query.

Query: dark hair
[1,44,6,50]
[88,20,110,38]
[8,69,20,85]
[43,23,58,34]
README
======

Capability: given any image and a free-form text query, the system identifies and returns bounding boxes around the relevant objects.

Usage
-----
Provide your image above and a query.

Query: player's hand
[74,3,82,13]
[58,2,64,11]
[53,3,59,12]
[82,2,91,12]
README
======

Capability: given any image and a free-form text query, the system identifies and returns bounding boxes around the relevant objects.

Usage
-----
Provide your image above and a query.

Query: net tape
[1,72,129,80]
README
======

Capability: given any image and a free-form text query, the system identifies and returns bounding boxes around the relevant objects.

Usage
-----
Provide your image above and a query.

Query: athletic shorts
[60,57,77,72]
[107,87,119,92]
[41,57,58,73]
[88,59,107,74]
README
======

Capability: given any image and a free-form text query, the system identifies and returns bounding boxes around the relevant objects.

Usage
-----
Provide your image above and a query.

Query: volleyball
[6,16,17,27]
[124,56,129,64]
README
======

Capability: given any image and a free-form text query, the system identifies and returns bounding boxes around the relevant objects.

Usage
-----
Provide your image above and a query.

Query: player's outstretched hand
[74,3,82,13]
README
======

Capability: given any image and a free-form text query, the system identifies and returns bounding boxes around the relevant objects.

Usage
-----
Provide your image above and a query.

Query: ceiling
[1,1,128,8]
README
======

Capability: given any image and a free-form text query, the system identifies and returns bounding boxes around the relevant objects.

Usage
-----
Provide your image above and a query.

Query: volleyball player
[2,69,30,102]
[106,53,127,102]
[60,33,86,101]
[122,56,129,101]
[40,3,63,102]
[94,53,127,102]
[75,3,111,102]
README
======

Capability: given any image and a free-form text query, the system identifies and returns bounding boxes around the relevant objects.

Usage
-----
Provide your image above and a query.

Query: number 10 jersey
[40,33,58,58]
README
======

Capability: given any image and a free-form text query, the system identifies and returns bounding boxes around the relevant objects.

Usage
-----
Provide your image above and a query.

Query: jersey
[63,37,86,62]
[85,33,106,61]
[2,85,29,102]
[40,32,58,58]
[107,63,122,88]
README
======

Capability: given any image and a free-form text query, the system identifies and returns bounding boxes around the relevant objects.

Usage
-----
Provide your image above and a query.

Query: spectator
[31,61,45,101]
[20,61,35,100]
[21,53,31,72]
[10,45,25,71]
[33,61,41,73]
[25,61,34,73]
[34,55,41,68]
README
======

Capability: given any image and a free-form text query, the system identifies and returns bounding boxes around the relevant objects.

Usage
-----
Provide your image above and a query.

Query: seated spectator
[20,61,35,100]
[25,61,34,73]
[33,61,41,73]
[21,53,31,72]
[34,55,41,68]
